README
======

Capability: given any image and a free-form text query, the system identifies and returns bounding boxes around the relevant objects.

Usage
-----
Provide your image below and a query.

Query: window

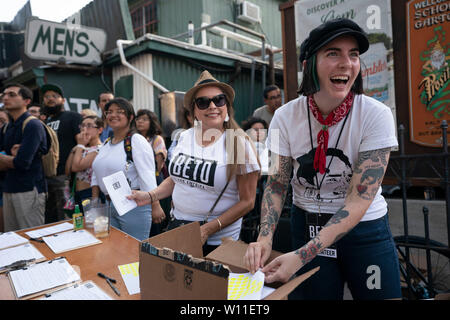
[130,1,158,38]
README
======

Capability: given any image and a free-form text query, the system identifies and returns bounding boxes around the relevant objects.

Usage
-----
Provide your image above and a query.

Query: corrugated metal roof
[69,0,134,52]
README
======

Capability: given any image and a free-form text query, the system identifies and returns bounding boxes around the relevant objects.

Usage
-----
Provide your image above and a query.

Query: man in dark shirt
[42,83,82,223]
[0,83,48,231]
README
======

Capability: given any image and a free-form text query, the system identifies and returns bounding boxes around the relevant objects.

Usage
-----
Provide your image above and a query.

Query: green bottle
[73,205,84,230]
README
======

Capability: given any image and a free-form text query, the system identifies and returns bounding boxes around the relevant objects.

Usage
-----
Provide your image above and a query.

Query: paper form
[0,232,29,250]
[25,222,73,239]
[39,281,113,300]
[228,270,265,300]
[118,262,140,295]
[0,243,45,271]
[42,229,101,254]
[102,171,137,216]
[9,257,81,298]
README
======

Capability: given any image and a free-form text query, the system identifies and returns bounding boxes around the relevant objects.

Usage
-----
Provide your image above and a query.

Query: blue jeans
[109,201,152,241]
[289,205,402,300]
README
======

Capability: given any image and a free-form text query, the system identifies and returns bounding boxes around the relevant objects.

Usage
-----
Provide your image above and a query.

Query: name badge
[305,212,337,258]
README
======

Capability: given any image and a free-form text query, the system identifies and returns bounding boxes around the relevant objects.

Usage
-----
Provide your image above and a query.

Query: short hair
[27,103,41,110]
[98,92,114,102]
[298,54,364,96]
[136,109,163,138]
[82,115,104,129]
[5,83,33,101]
[241,116,268,131]
[263,85,280,99]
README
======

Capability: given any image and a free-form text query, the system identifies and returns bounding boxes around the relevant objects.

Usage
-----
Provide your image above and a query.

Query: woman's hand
[127,190,151,206]
[151,202,166,224]
[244,238,273,274]
[76,131,91,145]
[261,251,303,283]
[199,224,209,245]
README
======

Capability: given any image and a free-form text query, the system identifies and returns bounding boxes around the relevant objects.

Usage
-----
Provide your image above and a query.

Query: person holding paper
[128,70,260,255]
[91,98,163,241]
[243,18,401,300]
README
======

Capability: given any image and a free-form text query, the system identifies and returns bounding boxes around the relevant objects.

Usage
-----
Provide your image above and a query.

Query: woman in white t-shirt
[244,18,402,300]
[129,71,260,255]
[91,98,162,241]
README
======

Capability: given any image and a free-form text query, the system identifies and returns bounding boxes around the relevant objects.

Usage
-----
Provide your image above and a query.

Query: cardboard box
[139,222,319,300]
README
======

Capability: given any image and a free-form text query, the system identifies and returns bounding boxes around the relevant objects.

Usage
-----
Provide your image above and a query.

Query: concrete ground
[343,198,448,300]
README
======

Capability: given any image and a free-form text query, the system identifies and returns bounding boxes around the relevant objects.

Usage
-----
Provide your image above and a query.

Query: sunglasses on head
[194,94,227,110]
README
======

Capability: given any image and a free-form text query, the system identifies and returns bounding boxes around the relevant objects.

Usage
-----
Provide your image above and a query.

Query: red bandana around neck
[308,92,354,174]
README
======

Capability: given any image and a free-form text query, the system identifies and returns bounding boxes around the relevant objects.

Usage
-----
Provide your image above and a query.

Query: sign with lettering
[294,0,397,129]
[24,18,107,65]
[407,0,450,147]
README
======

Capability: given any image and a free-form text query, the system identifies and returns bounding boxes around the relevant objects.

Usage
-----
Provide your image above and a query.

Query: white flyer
[102,171,137,216]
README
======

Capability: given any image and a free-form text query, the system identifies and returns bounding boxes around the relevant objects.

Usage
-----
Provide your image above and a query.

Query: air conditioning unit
[237,1,261,24]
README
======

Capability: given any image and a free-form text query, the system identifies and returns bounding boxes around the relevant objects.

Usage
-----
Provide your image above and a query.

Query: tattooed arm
[262,147,392,283]
[244,153,292,273]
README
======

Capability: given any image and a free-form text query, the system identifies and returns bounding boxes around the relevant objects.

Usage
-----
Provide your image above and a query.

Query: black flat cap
[299,18,369,62]
[41,83,64,97]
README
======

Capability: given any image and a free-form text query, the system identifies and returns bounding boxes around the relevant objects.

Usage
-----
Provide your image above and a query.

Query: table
[0,221,141,300]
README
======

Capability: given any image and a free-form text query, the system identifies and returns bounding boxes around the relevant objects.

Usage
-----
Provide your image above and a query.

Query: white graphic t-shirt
[267,94,398,221]
[169,128,260,245]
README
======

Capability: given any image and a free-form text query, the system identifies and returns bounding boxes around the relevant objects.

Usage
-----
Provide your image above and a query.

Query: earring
[224,113,230,122]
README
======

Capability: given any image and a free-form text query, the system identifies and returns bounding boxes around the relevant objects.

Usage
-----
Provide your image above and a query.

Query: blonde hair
[81,109,98,118]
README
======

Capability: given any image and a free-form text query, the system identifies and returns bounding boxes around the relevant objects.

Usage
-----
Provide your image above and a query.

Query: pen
[106,278,120,296]
[97,272,116,283]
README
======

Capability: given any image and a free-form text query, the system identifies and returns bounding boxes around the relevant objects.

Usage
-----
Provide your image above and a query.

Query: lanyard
[307,103,350,215]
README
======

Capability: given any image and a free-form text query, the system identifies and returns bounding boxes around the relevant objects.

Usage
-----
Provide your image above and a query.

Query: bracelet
[151,190,158,202]
[148,190,158,203]
[148,191,154,203]
[216,218,222,231]
[75,144,87,150]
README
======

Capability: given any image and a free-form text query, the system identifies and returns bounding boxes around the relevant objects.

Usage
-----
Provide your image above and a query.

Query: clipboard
[42,229,102,254]
[0,243,46,274]
[8,257,82,300]
[0,232,29,251]
[36,280,114,300]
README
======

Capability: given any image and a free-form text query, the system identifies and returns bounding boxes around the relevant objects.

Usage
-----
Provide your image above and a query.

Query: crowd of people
[0,18,402,300]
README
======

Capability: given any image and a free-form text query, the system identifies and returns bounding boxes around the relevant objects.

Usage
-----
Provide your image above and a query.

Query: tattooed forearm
[259,155,292,238]
[295,236,323,265]
[324,207,350,243]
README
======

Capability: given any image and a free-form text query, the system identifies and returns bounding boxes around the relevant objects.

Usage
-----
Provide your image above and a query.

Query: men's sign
[25,18,107,65]
[407,0,450,147]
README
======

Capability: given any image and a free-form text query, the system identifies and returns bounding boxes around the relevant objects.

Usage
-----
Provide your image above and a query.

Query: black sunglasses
[194,94,227,110]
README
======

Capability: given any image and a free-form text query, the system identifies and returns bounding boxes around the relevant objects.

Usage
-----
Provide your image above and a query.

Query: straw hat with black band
[184,70,235,112]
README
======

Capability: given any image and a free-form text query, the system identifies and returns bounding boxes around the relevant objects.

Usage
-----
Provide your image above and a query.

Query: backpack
[2,115,59,177]
[22,116,59,177]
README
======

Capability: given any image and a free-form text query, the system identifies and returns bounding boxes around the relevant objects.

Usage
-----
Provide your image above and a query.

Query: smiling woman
[244,18,402,301]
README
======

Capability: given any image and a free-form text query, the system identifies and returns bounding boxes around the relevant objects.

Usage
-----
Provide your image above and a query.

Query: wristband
[76,144,87,150]
[216,218,222,231]
[148,191,153,203]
